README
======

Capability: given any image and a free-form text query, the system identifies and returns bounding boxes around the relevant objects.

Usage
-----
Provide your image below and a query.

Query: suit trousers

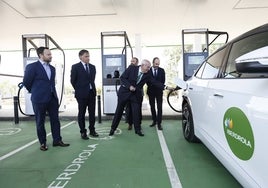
[111,94,142,132]
[32,95,62,145]
[125,98,143,125]
[76,90,96,134]
[148,91,163,125]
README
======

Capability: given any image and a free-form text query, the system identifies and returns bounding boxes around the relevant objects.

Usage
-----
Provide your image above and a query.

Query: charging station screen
[188,55,206,64]
[102,54,126,80]
[183,52,208,80]
[106,57,122,67]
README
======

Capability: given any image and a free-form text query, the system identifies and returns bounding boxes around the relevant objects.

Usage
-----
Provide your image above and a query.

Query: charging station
[101,31,133,114]
[22,34,66,115]
[181,29,228,81]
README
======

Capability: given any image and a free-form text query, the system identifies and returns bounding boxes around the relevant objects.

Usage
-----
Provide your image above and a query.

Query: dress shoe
[158,124,163,130]
[128,124,132,130]
[40,144,48,151]
[150,122,156,127]
[109,129,115,136]
[90,132,99,137]
[135,131,144,136]
[53,141,70,147]
[81,133,89,140]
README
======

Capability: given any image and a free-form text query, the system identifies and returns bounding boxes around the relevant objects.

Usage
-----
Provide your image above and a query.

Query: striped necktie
[137,72,143,84]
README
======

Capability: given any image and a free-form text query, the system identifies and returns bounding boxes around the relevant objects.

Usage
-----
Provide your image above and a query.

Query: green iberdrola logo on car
[223,107,254,160]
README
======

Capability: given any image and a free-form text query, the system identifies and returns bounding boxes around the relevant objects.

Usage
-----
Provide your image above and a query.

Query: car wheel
[182,103,199,143]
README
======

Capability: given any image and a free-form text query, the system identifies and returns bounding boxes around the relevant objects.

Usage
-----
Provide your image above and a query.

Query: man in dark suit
[71,49,98,140]
[147,57,165,130]
[109,59,172,137]
[23,47,70,151]
[125,57,139,130]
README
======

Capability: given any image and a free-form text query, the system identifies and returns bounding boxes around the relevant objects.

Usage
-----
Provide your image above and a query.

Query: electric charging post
[181,29,228,81]
[101,31,133,115]
[21,34,66,115]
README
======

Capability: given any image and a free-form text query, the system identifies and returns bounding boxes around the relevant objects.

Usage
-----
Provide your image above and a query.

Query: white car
[178,23,268,188]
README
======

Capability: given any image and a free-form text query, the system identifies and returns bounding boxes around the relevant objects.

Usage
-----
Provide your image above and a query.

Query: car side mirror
[236,60,268,73]
[235,46,268,73]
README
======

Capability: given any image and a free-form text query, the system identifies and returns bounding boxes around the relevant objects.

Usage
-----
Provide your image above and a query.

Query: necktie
[85,64,92,89]
[85,64,89,74]
[137,72,143,84]
[154,69,157,77]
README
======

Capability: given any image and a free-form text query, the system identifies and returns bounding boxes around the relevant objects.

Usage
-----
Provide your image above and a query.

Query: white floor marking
[0,121,76,161]
[157,128,183,188]
[0,128,22,135]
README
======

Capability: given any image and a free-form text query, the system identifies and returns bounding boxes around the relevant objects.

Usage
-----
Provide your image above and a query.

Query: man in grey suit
[23,47,70,151]
[71,49,98,140]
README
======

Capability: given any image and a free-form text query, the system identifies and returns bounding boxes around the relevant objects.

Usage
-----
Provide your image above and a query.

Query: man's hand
[129,85,136,92]
[165,86,175,90]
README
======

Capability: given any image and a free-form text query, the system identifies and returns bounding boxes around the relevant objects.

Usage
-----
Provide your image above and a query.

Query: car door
[190,47,227,142]
[205,31,268,187]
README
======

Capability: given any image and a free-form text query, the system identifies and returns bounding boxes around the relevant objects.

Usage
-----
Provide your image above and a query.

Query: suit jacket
[23,61,57,103]
[70,62,96,99]
[147,67,165,95]
[118,65,165,103]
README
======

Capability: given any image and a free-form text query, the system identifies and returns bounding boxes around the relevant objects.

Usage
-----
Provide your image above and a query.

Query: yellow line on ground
[0,121,76,161]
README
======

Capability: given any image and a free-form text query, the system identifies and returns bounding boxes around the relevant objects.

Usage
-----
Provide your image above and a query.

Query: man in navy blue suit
[109,59,173,137]
[147,57,166,130]
[71,49,98,140]
[23,47,70,151]
[125,57,139,130]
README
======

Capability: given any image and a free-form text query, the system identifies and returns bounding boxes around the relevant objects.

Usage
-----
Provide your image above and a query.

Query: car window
[224,31,268,78]
[195,48,226,79]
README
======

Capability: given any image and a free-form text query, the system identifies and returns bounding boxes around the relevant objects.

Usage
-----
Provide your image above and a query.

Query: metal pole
[13,96,19,124]
[97,95,102,123]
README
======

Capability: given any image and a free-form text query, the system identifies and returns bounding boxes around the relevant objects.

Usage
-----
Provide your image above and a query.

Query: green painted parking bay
[0,120,241,188]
